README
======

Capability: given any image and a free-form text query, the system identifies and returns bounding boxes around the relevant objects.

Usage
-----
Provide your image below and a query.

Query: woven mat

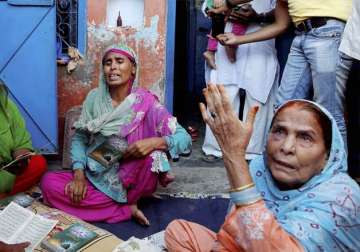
[18,186,122,252]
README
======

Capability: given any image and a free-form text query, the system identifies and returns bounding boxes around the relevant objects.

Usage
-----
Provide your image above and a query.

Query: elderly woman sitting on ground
[165,84,360,251]
[41,44,191,226]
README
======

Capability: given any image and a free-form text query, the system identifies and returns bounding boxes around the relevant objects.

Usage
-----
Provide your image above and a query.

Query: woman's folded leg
[10,154,47,195]
[165,219,216,252]
[40,171,131,223]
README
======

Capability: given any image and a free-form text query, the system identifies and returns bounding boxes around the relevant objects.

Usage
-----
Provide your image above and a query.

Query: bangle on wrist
[229,182,254,192]
[235,197,262,208]
[230,186,262,206]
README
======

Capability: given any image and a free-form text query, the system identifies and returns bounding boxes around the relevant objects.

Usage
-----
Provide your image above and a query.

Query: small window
[56,0,86,56]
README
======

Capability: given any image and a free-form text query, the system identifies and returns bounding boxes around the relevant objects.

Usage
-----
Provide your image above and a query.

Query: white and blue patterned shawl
[249,99,360,251]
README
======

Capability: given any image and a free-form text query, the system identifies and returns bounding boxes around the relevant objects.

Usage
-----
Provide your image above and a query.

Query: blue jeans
[335,52,353,145]
[276,20,346,134]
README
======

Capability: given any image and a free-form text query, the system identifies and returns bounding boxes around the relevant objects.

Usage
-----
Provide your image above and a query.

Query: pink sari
[41,88,181,223]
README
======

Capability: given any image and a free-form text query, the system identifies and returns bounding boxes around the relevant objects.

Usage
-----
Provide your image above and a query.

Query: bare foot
[203,51,217,69]
[225,46,237,63]
[159,172,175,187]
[130,204,150,226]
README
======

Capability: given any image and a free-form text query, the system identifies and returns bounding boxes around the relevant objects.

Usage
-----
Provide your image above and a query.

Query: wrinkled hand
[228,4,259,23]
[217,33,241,46]
[123,138,160,159]
[0,241,30,252]
[65,170,87,204]
[199,84,258,157]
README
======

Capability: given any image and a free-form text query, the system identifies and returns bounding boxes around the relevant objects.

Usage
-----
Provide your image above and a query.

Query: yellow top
[287,0,352,24]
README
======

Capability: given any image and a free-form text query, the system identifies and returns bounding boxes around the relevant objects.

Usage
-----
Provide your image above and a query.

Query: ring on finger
[210,111,217,118]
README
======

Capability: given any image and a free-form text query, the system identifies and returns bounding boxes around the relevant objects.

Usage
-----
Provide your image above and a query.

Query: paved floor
[158,121,229,195]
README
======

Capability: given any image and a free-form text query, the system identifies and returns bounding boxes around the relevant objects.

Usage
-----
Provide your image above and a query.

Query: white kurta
[203,0,279,158]
[339,0,360,61]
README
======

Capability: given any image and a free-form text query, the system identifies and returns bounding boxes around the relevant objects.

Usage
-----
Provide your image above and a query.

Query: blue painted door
[165,0,211,113]
[0,0,58,153]
[165,0,176,113]
[193,5,211,97]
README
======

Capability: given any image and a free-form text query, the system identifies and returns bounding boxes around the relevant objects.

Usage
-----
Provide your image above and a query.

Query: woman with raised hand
[165,84,360,251]
[41,44,191,225]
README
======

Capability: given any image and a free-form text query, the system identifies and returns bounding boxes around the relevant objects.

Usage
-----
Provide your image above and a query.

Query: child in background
[203,0,252,69]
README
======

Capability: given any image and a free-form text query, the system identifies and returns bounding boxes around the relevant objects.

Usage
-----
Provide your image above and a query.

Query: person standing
[202,0,279,162]
[217,0,352,141]
[335,0,360,181]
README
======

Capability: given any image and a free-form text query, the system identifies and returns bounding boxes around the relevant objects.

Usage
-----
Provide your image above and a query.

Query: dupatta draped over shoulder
[70,44,190,204]
[249,100,360,251]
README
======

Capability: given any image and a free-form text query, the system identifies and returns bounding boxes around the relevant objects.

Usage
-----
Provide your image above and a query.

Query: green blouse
[0,96,33,165]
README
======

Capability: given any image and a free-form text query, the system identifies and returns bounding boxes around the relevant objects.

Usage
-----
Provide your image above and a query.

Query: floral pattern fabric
[72,88,191,203]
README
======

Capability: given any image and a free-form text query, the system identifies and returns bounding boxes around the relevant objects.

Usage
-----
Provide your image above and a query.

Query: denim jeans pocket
[311,22,344,39]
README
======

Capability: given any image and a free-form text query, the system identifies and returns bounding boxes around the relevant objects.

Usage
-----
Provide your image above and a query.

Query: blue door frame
[165,1,211,114]
[165,0,177,113]
[0,0,58,154]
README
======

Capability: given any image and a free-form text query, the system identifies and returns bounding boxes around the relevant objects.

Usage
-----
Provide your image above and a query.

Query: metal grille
[56,0,78,53]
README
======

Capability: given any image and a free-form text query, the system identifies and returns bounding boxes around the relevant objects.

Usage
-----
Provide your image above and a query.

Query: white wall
[106,0,144,28]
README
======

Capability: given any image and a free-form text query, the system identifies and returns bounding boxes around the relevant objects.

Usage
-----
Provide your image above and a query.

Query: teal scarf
[73,44,138,136]
[250,99,360,251]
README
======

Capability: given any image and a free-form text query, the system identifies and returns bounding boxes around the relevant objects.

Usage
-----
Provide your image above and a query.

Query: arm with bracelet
[199,85,260,208]
[166,84,360,251]
[196,84,304,251]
